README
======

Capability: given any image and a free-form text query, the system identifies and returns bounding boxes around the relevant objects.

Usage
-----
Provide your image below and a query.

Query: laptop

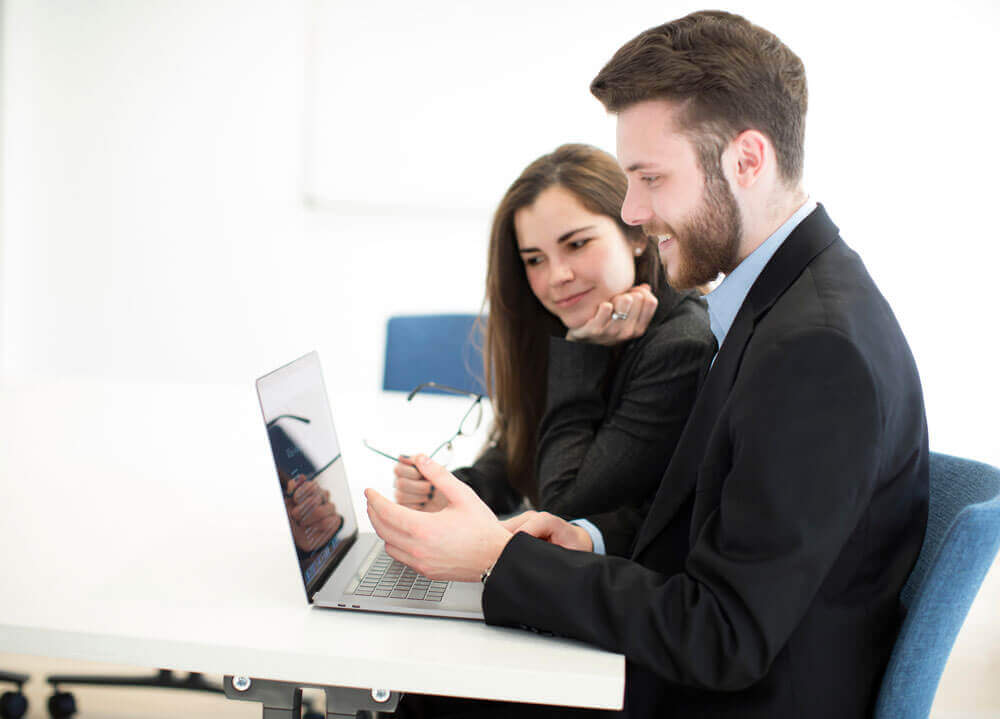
[256,351,484,620]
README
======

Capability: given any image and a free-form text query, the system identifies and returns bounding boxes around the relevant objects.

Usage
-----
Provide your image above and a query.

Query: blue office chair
[873,452,1000,719]
[383,314,486,395]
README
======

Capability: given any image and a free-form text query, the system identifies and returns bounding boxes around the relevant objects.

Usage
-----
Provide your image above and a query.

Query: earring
[634,247,643,256]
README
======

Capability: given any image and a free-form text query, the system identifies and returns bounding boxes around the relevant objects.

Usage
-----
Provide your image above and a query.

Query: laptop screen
[256,352,359,598]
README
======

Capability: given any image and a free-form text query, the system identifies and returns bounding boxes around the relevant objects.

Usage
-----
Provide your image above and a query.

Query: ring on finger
[611,311,629,321]
[427,485,435,500]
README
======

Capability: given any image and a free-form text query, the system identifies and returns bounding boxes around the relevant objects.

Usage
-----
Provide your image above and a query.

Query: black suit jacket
[483,206,929,718]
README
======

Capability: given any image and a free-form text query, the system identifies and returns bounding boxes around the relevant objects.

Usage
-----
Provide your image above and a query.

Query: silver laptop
[256,351,484,620]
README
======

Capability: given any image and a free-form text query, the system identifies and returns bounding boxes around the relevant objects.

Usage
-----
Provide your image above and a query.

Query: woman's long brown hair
[480,143,662,505]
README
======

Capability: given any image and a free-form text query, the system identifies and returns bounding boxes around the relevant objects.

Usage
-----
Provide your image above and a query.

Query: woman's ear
[629,235,650,257]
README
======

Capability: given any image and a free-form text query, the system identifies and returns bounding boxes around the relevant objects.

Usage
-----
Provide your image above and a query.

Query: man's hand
[501,511,594,552]
[566,283,658,346]
[366,455,512,582]
[393,456,450,512]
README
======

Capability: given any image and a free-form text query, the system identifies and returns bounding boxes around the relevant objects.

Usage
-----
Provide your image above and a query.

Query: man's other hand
[501,511,594,552]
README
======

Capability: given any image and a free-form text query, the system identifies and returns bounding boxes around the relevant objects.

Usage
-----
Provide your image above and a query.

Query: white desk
[0,379,624,711]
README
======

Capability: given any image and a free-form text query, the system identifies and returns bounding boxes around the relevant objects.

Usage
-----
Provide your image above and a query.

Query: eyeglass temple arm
[407,382,481,402]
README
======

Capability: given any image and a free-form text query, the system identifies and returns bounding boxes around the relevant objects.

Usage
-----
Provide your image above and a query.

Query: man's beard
[648,171,743,290]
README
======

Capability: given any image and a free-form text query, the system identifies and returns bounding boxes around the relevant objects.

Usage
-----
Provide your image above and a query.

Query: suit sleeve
[535,321,713,519]
[452,444,523,516]
[484,328,883,691]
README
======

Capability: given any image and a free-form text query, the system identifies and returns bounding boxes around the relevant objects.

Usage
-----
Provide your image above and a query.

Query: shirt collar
[705,198,817,350]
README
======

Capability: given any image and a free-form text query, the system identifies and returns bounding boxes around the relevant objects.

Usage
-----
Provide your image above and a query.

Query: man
[367,11,928,718]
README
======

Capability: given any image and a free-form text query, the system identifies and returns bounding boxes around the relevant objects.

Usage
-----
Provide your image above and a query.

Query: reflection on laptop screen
[256,352,358,597]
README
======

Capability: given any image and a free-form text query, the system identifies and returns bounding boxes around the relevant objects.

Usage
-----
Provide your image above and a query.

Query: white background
[1,0,998,463]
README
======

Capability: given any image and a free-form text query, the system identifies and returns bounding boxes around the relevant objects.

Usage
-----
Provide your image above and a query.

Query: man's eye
[641,175,660,185]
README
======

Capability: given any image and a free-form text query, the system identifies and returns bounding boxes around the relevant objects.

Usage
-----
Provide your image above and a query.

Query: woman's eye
[523,255,543,267]
[569,238,591,250]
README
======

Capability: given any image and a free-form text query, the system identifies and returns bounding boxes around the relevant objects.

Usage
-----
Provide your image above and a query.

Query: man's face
[616,100,743,290]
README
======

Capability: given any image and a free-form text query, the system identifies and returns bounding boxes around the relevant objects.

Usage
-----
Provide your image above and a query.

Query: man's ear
[729,130,768,189]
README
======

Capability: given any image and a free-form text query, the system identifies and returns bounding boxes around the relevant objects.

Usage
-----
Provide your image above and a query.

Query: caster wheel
[47,691,76,719]
[0,691,28,719]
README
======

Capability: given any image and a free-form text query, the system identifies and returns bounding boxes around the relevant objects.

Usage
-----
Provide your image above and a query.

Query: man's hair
[591,10,807,184]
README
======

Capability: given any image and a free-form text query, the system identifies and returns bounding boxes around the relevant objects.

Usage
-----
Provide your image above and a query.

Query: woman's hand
[565,284,658,346]
[394,456,450,512]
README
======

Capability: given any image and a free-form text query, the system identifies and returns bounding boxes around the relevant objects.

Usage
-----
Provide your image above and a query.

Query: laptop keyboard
[351,550,449,602]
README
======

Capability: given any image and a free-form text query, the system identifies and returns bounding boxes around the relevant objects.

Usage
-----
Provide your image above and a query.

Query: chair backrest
[382,314,486,395]
[873,452,1000,718]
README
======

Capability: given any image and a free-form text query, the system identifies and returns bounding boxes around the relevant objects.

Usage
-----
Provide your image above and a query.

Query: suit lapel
[630,304,754,557]
[630,205,840,559]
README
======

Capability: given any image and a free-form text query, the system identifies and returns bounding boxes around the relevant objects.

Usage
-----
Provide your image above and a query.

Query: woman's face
[514,184,639,330]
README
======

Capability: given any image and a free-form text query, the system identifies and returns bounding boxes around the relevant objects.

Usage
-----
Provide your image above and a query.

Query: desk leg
[224,676,401,719]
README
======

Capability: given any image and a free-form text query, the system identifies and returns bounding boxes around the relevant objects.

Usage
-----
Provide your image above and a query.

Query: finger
[611,294,636,338]
[292,478,320,504]
[394,462,422,480]
[284,475,302,497]
[525,514,591,551]
[317,510,342,535]
[364,488,423,538]
[291,492,323,522]
[306,502,339,526]
[572,301,613,341]
[393,483,428,508]
[591,301,614,330]
[395,488,432,506]
[618,292,644,337]
[411,455,478,507]
[366,499,417,549]
[633,290,658,334]
[394,476,434,495]
[611,293,634,320]
[499,511,538,532]
[398,500,428,511]
[566,301,613,342]
[514,513,561,541]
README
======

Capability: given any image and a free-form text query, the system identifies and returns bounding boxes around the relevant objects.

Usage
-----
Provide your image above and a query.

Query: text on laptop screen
[256,352,358,598]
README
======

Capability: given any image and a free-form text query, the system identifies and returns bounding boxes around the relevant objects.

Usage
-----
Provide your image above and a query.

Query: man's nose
[621,183,652,226]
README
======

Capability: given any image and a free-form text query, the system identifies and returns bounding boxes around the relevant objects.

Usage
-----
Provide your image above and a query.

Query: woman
[394,144,714,519]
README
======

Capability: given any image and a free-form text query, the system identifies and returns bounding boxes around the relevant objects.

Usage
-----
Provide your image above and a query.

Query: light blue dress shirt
[705,198,817,357]
[574,198,818,555]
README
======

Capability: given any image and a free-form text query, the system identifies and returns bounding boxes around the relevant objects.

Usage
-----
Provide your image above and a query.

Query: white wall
[1,0,998,470]
[0,0,490,403]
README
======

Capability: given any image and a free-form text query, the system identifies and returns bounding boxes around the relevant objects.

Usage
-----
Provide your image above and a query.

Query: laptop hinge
[307,532,357,603]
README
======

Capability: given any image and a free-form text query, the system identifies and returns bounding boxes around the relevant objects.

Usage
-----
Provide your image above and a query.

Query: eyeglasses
[363,382,484,466]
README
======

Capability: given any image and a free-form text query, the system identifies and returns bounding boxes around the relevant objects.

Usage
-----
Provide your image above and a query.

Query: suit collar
[742,204,839,323]
[706,198,818,350]
[630,204,841,559]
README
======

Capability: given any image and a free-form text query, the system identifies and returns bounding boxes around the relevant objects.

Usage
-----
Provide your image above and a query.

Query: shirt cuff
[569,518,605,555]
